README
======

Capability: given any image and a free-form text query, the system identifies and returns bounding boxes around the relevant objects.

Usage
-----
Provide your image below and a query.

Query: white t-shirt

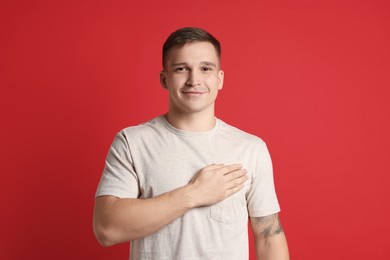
[96,115,280,260]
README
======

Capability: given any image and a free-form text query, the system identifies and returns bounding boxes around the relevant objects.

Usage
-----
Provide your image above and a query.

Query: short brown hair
[162,27,221,68]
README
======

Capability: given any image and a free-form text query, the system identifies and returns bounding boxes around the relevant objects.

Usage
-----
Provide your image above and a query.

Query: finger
[225,183,245,198]
[226,174,248,190]
[224,168,247,182]
[218,164,243,175]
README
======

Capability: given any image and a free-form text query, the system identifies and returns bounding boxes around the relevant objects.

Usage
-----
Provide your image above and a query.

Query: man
[93,27,289,259]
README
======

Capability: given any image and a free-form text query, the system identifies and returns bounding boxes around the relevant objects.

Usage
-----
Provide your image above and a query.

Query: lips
[182,91,205,94]
[181,89,207,95]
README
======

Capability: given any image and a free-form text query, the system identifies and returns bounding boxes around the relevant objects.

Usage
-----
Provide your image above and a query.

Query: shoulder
[111,116,165,147]
[218,119,267,147]
[119,116,164,138]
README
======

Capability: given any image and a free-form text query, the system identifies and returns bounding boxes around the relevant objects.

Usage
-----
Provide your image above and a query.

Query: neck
[165,110,216,132]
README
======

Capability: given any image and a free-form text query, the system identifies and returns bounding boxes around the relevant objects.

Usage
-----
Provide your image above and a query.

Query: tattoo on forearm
[254,214,284,237]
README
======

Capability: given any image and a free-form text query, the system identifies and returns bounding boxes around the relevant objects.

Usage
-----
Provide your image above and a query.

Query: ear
[217,69,224,90]
[160,71,168,89]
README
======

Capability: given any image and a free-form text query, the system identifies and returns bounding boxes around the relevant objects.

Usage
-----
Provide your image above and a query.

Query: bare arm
[93,164,247,246]
[250,213,289,260]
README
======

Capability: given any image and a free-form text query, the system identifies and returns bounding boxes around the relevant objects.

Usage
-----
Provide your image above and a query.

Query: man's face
[160,41,224,115]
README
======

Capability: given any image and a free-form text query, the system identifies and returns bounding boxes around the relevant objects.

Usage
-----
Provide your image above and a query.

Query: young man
[93,27,289,259]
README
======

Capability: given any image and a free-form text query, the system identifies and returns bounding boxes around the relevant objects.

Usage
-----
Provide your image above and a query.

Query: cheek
[168,76,185,87]
[206,78,220,91]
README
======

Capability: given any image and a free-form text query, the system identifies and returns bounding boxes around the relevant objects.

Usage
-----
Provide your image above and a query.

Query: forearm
[254,232,289,260]
[93,163,247,247]
[93,185,195,246]
[250,214,289,260]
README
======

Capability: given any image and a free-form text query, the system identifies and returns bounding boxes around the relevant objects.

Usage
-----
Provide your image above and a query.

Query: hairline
[163,40,221,70]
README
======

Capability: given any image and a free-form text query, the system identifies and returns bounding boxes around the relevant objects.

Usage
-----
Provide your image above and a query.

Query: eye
[175,67,188,72]
[201,66,213,72]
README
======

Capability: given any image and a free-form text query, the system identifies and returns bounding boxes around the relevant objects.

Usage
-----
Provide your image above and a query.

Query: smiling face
[160,41,224,116]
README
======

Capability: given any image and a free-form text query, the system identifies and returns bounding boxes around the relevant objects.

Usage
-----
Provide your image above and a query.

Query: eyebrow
[171,61,217,68]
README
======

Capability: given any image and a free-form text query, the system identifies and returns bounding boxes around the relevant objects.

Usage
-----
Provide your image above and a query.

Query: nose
[186,70,201,87]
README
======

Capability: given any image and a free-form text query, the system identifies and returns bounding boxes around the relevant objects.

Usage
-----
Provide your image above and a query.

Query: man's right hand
[186,164,248,207]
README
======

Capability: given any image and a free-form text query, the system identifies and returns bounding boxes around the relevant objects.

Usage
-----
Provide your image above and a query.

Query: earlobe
[160,71,168,89]
[218,70,224,90]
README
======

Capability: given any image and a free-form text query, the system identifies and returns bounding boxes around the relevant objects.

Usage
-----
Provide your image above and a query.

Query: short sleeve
[247,141,280,217]
[95,131,140,199]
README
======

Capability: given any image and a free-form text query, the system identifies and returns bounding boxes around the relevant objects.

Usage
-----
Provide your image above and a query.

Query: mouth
[181,90,206,96]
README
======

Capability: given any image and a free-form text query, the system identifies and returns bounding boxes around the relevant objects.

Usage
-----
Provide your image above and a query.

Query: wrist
[177,183,198,209]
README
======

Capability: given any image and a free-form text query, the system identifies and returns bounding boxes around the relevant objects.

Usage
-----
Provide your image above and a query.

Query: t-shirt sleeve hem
[95,189,137,199]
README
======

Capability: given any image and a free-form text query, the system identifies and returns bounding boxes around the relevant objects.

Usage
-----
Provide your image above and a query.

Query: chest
[131,134,256,198]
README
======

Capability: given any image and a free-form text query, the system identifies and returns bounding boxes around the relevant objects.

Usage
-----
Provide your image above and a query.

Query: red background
[1,0,389,259]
